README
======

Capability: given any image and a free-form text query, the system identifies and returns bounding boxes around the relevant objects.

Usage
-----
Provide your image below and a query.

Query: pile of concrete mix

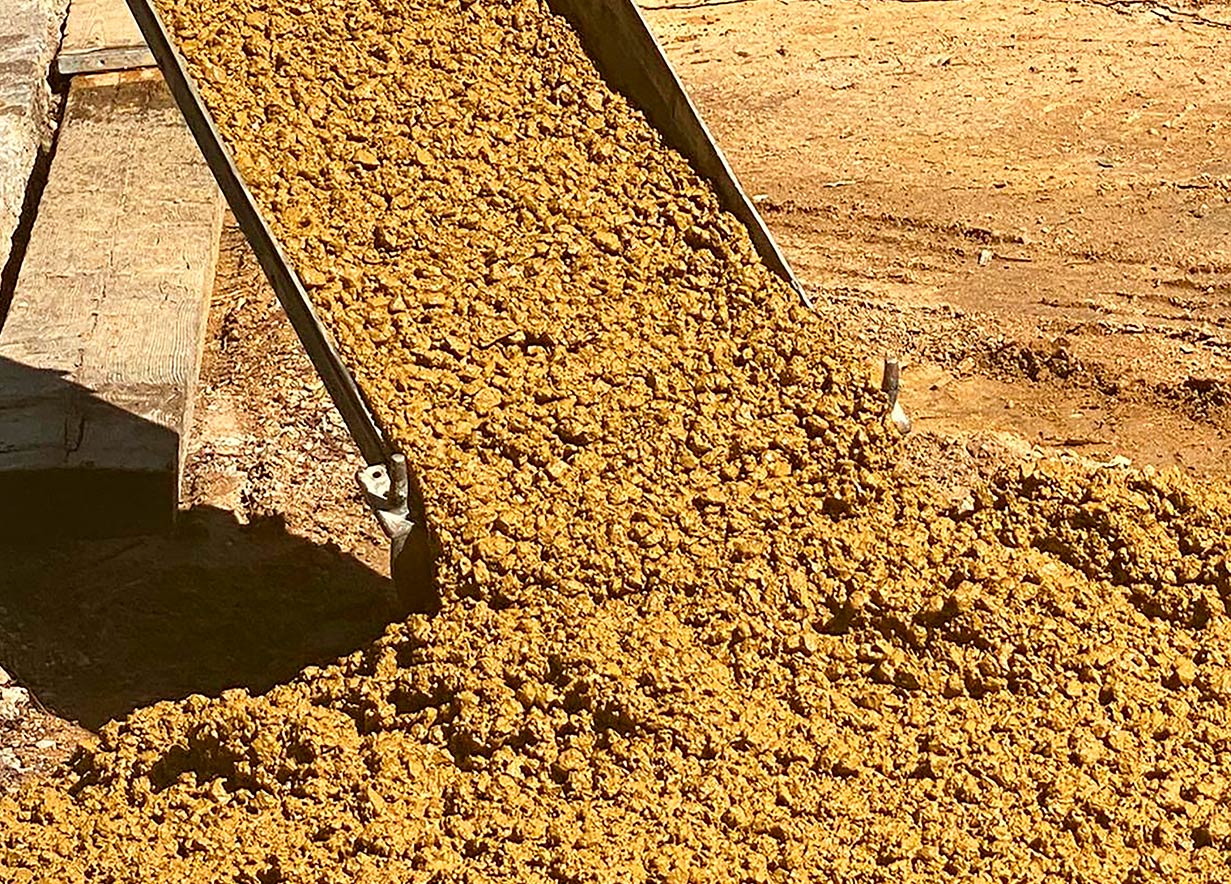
[3,0,1230,881]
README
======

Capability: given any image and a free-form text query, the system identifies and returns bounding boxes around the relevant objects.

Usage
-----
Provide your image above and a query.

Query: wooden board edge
[57,45,155,76]
[176,192,225,504]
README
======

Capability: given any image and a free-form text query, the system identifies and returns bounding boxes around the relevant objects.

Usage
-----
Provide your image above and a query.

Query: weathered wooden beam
[57,0,154,76]
[0,70,222,537]
[59,45,155,76]
[0,0,69,278]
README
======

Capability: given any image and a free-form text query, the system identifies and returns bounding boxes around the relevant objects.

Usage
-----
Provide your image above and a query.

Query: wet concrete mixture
[3,0,1231,881]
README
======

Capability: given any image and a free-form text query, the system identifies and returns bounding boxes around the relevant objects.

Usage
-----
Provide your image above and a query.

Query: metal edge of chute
[548,0,813,309]
[124,0,435,606]
[123,0,809,606]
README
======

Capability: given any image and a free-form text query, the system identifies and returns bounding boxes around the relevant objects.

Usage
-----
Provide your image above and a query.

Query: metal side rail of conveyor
[123,0,811,609]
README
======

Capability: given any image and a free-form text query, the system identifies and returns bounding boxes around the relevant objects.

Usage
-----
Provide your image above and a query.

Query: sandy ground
[2,0,1229,790]
[644,0,1231,475]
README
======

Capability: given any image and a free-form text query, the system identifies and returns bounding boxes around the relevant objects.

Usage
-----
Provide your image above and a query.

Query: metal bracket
[357,454,439,613]
[357,453,414,544]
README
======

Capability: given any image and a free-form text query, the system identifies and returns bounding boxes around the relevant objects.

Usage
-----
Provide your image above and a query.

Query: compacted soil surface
[645,0,1231,476]
[2,1,1231,882]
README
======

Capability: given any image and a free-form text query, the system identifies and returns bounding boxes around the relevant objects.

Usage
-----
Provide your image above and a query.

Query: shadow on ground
[0,506,395,729]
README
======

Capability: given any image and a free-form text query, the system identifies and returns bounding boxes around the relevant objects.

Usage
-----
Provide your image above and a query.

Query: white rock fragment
[0,685,30,720]
[889,399,912,436]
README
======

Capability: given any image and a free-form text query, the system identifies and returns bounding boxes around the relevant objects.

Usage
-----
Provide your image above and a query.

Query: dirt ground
[644,0,1231,476]
[1,0,1229,813]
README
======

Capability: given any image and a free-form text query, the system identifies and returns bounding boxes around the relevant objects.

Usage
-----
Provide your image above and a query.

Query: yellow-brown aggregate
[3,0,1231,881]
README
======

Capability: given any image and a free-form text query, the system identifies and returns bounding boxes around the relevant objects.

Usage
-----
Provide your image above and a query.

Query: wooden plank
[57,0,154,75]
[0,70,223,537]
[59,45,155,76]
[0,0,69,276]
